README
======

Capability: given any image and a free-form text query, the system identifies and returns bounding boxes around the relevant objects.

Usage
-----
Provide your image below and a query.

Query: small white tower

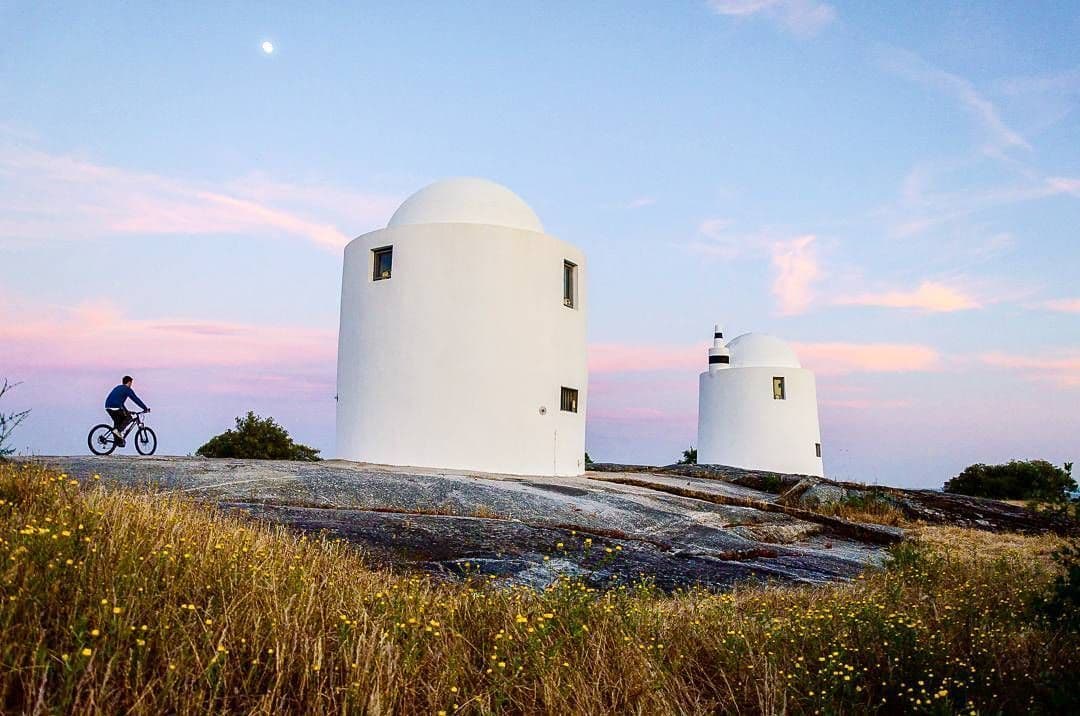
[336,178,587,476]
[697,327,824,476]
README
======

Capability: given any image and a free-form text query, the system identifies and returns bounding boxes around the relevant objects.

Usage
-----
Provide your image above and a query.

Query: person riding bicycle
[105,376,149,447]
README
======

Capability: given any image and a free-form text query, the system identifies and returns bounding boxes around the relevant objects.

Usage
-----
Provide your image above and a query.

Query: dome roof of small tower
[387,178,544,233]
[727,333,801,368]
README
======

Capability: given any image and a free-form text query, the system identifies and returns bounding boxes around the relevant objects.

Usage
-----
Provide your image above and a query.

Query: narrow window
[563,260,577,308]
[815,442,822,458]
[772,376,786,400]
[372,246,393,280]
[560,387,579,413]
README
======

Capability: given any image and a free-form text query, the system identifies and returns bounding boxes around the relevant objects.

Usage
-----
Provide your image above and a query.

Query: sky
[1,1,1078,488]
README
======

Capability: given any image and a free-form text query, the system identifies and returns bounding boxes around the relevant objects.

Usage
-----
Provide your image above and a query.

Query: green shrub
[944,460,1076,501]
[677,446,697,465]
[196,411,321,461]
[0,379,30,459]
[760,473,783,493]
[1036,539,1080,632]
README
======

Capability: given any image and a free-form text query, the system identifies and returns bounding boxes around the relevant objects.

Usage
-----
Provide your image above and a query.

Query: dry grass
[810,491,910,527]
[1,462,1077,714]
[911,525,1067,566]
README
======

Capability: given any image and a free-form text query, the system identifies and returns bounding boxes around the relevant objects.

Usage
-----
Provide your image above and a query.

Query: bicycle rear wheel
[135,427,157,456]
[88,425,118,456]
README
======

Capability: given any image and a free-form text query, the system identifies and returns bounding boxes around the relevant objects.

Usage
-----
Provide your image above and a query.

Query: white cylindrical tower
[336,178,587,476]
[697,329,824,476]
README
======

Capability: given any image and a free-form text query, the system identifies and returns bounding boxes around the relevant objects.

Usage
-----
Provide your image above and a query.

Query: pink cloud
[589,344,701,374]
[834,280,981,312]
[980,351,1080,388]
[792,342,941,375]
[589,340,941,377]
[1044,176,1080,196]
[820,398,914,410]
[1040,298,1080,313]
[587,407,693,423]
[0,136,399,251]
[0,296,335,376]
[771,235,821,315]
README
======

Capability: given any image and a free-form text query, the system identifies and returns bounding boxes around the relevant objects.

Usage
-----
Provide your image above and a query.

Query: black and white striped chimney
[707,323,730,373]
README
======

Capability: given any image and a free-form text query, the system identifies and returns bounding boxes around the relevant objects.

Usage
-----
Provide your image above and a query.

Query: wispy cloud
[688,218,748,259]
[792,342,941,375]
[589,340,942,376]
[589,344,702,374]
[771,235,821,315]
[878,47,1030,154]
[690,226,826,315]
[980,351,1080,388]
[0,294,335,381]
[707,0,836,37]
[0,135,399,251]
[624,196,657,209]
[998,68,1080,97]
[881,160,1080,241]
[1039,298,1080,313]
[820,397,913,410]
[834,280,981,312]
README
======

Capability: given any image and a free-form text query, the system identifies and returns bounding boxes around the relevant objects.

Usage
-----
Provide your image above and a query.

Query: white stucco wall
[336,221,587,476]
[697,366,824,477]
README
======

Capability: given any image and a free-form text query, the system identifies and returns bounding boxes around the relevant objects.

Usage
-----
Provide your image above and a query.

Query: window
[563,260,577,308]
[772,376,786,400]
[560,387,579,413]
[815,442,822,458]
[372,246,393,280]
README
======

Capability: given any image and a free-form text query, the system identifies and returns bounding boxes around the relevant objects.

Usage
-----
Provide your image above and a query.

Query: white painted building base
[336,179,588,477]
[697,331,824,477]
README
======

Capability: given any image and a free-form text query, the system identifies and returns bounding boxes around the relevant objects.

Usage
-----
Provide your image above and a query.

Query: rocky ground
[34,456,1068,591]
[590,462,1077,534]
[34,456,902,591]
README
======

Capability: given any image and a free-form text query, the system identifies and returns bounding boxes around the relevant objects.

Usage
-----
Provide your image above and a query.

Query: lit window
[372,246,393,280]
[815,442,821,457]
[560,387,579,413]
[563,260,577,308]
[772,376,786,400]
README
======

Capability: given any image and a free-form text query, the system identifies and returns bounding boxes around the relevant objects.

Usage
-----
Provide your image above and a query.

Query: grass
[812,490,910,527]
[1,461,1078,714]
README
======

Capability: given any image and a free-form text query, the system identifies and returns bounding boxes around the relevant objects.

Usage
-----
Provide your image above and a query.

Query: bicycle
[87,410,157,456]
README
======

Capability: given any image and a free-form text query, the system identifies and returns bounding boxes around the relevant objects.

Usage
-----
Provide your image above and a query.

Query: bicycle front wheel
[135,427,157,456]
[88,425,118,456]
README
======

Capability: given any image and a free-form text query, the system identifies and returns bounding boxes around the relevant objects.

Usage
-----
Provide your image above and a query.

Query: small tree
[196,412,321,461]
[584,452,594,466]
[944,460,1076,502]
[1035,539,1080,632]
[678,445,697,465]
[0,379,30,459]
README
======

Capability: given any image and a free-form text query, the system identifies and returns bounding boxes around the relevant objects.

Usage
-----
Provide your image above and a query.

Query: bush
[1036,539,1080,632]
[0,379,30,458]
[677,446,697,465]
[944,460,1076,501]
[196,411,321,461]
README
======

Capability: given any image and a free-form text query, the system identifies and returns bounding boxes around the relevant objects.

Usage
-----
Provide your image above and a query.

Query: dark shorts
[106,408,130,432]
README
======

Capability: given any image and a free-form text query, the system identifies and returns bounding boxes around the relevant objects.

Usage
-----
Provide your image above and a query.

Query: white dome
[727,333,801,368]
[387,178,544,233]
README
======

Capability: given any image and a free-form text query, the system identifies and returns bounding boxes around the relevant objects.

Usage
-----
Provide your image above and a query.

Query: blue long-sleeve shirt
[105,384,148,411]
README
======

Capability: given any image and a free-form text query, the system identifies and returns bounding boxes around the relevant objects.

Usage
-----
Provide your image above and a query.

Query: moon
[261,41,274,54]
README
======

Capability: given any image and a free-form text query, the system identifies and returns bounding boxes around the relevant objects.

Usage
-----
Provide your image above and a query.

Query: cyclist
[104,376,149,447]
